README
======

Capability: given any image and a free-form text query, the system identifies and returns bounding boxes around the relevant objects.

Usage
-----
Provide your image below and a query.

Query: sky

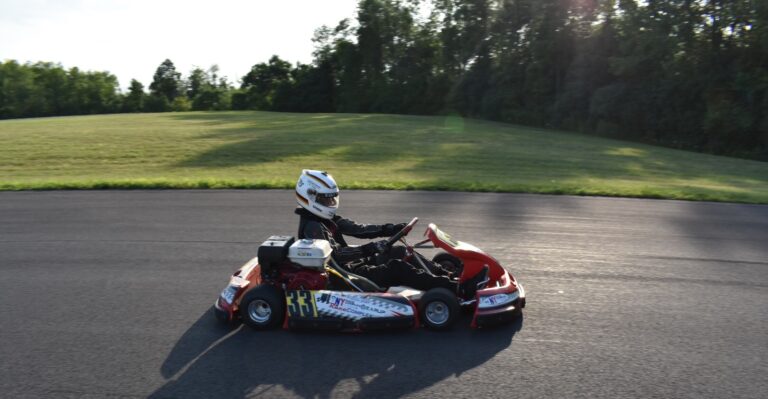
[0,0,359,90]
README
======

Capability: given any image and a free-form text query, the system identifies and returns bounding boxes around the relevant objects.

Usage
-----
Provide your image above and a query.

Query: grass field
[1,111,767,203]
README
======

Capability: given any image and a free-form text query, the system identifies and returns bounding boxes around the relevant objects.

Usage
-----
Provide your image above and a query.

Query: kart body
[421,224,526,328]
[213,220,525,331]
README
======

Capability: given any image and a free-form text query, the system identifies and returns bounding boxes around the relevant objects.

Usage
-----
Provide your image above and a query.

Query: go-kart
[213,218,525,331]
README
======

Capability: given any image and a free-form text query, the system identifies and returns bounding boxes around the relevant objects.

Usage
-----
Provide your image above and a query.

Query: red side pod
[409,299,420,329]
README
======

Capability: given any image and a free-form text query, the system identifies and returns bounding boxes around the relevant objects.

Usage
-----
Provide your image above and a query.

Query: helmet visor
[316,192,338,207]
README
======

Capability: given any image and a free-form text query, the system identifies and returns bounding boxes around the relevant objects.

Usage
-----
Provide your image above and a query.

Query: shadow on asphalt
[150,308,523,398]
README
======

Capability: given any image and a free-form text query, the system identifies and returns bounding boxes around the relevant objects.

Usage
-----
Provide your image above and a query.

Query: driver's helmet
[295,169,339,219]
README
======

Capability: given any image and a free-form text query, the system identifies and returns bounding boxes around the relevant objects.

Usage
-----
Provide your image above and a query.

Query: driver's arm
[303,219,376,265]
[335,217,404,239]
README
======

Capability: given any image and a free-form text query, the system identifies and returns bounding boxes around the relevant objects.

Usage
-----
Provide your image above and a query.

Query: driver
[294,169,487,298]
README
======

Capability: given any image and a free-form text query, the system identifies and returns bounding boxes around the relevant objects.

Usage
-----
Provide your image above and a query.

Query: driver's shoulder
[302,219,327,238]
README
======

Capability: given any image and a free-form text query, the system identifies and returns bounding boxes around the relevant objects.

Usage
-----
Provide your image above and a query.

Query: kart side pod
[283,290,419,332]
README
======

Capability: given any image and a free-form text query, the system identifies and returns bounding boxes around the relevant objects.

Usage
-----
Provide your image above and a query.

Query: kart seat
[327,260,386,293]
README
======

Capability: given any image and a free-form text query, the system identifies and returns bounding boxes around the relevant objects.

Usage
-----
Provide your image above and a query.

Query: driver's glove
[361,240,389,256]
[383,223,408,236]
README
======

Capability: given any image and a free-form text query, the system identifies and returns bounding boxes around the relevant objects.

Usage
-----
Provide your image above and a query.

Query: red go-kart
[213,218,525,331]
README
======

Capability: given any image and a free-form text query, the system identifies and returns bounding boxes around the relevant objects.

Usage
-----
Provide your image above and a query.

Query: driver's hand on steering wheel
[384,223,408,236]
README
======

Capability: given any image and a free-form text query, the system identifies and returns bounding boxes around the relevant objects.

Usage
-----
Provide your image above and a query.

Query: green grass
[1,111,767,203]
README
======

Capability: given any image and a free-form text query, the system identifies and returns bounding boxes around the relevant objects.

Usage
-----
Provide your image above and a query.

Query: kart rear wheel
[419,288,460,331]
[239,285,285,330]
[432,252,463,276]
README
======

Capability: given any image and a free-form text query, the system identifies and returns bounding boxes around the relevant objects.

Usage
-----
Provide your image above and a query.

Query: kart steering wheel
[384,217,418,249]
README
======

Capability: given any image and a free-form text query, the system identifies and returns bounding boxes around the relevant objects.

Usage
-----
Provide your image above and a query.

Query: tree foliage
[1,0,765,158]
[0,60,120,118]
[122,79,146,113]
[262,0,765,158]
[149,59,182,104]
[186,65,232,111]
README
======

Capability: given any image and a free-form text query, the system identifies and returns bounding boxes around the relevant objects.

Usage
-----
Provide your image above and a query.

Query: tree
[272,62,335,112]
[184,65,232,111]
[123,79,146,112]
[186,67,207,100]
[240,55,293,110]
[2,0,766,158]
[171,96,191,112]
[0,60,121,119]
[149,59,182,103]
[0,60,38,118]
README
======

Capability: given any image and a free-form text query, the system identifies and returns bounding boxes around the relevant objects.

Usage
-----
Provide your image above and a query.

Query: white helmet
[295,169,340,219]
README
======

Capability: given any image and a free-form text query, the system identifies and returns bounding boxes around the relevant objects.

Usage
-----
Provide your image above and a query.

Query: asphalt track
[0,190,766,399]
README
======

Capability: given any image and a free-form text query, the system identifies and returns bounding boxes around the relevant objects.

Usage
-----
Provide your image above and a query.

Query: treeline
[0,60,234,117]
[1,0,766,158]
[266,0,767,157]
[0,61,122,117]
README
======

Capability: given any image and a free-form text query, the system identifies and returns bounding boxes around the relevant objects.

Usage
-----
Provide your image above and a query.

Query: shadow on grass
[171,112,452,168]
[167,111,768,202]
[150,308,523,399]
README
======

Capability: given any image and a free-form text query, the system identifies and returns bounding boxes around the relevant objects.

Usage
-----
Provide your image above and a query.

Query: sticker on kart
[285,290,414,321]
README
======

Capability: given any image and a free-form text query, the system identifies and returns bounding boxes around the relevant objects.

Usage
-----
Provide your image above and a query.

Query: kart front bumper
[471,279,525,328]
[213,297,234,323]
[473,298,524,328]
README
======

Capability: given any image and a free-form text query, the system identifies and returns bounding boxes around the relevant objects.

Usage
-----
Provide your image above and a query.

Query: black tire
[239,285,285,330]
[419,288,460,331]
[432,252,463,276]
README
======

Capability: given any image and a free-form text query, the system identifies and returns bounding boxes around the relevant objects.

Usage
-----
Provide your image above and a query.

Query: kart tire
[432,252,463,276]
[239,285,285,330]
[419,288,460,331]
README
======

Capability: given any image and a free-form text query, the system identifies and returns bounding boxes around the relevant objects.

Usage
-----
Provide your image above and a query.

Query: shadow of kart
[151,308,523,399]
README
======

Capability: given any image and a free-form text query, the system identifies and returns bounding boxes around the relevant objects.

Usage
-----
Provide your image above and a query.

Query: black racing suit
[295,207,456,292]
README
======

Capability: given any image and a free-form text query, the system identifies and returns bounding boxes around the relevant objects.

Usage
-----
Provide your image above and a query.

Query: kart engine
[282,239,332,290]
[257,237,331,290]
[280,267,328,290]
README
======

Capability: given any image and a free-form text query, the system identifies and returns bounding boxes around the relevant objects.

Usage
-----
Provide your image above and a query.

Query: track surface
[1,190,766,398]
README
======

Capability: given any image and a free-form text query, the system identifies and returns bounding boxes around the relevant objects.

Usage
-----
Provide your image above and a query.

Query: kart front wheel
[419,288,460,331]
[239,285,285,330]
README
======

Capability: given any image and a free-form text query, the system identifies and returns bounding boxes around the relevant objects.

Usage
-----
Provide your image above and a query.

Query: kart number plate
[286,290,318,318]
[220,286,237,304]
